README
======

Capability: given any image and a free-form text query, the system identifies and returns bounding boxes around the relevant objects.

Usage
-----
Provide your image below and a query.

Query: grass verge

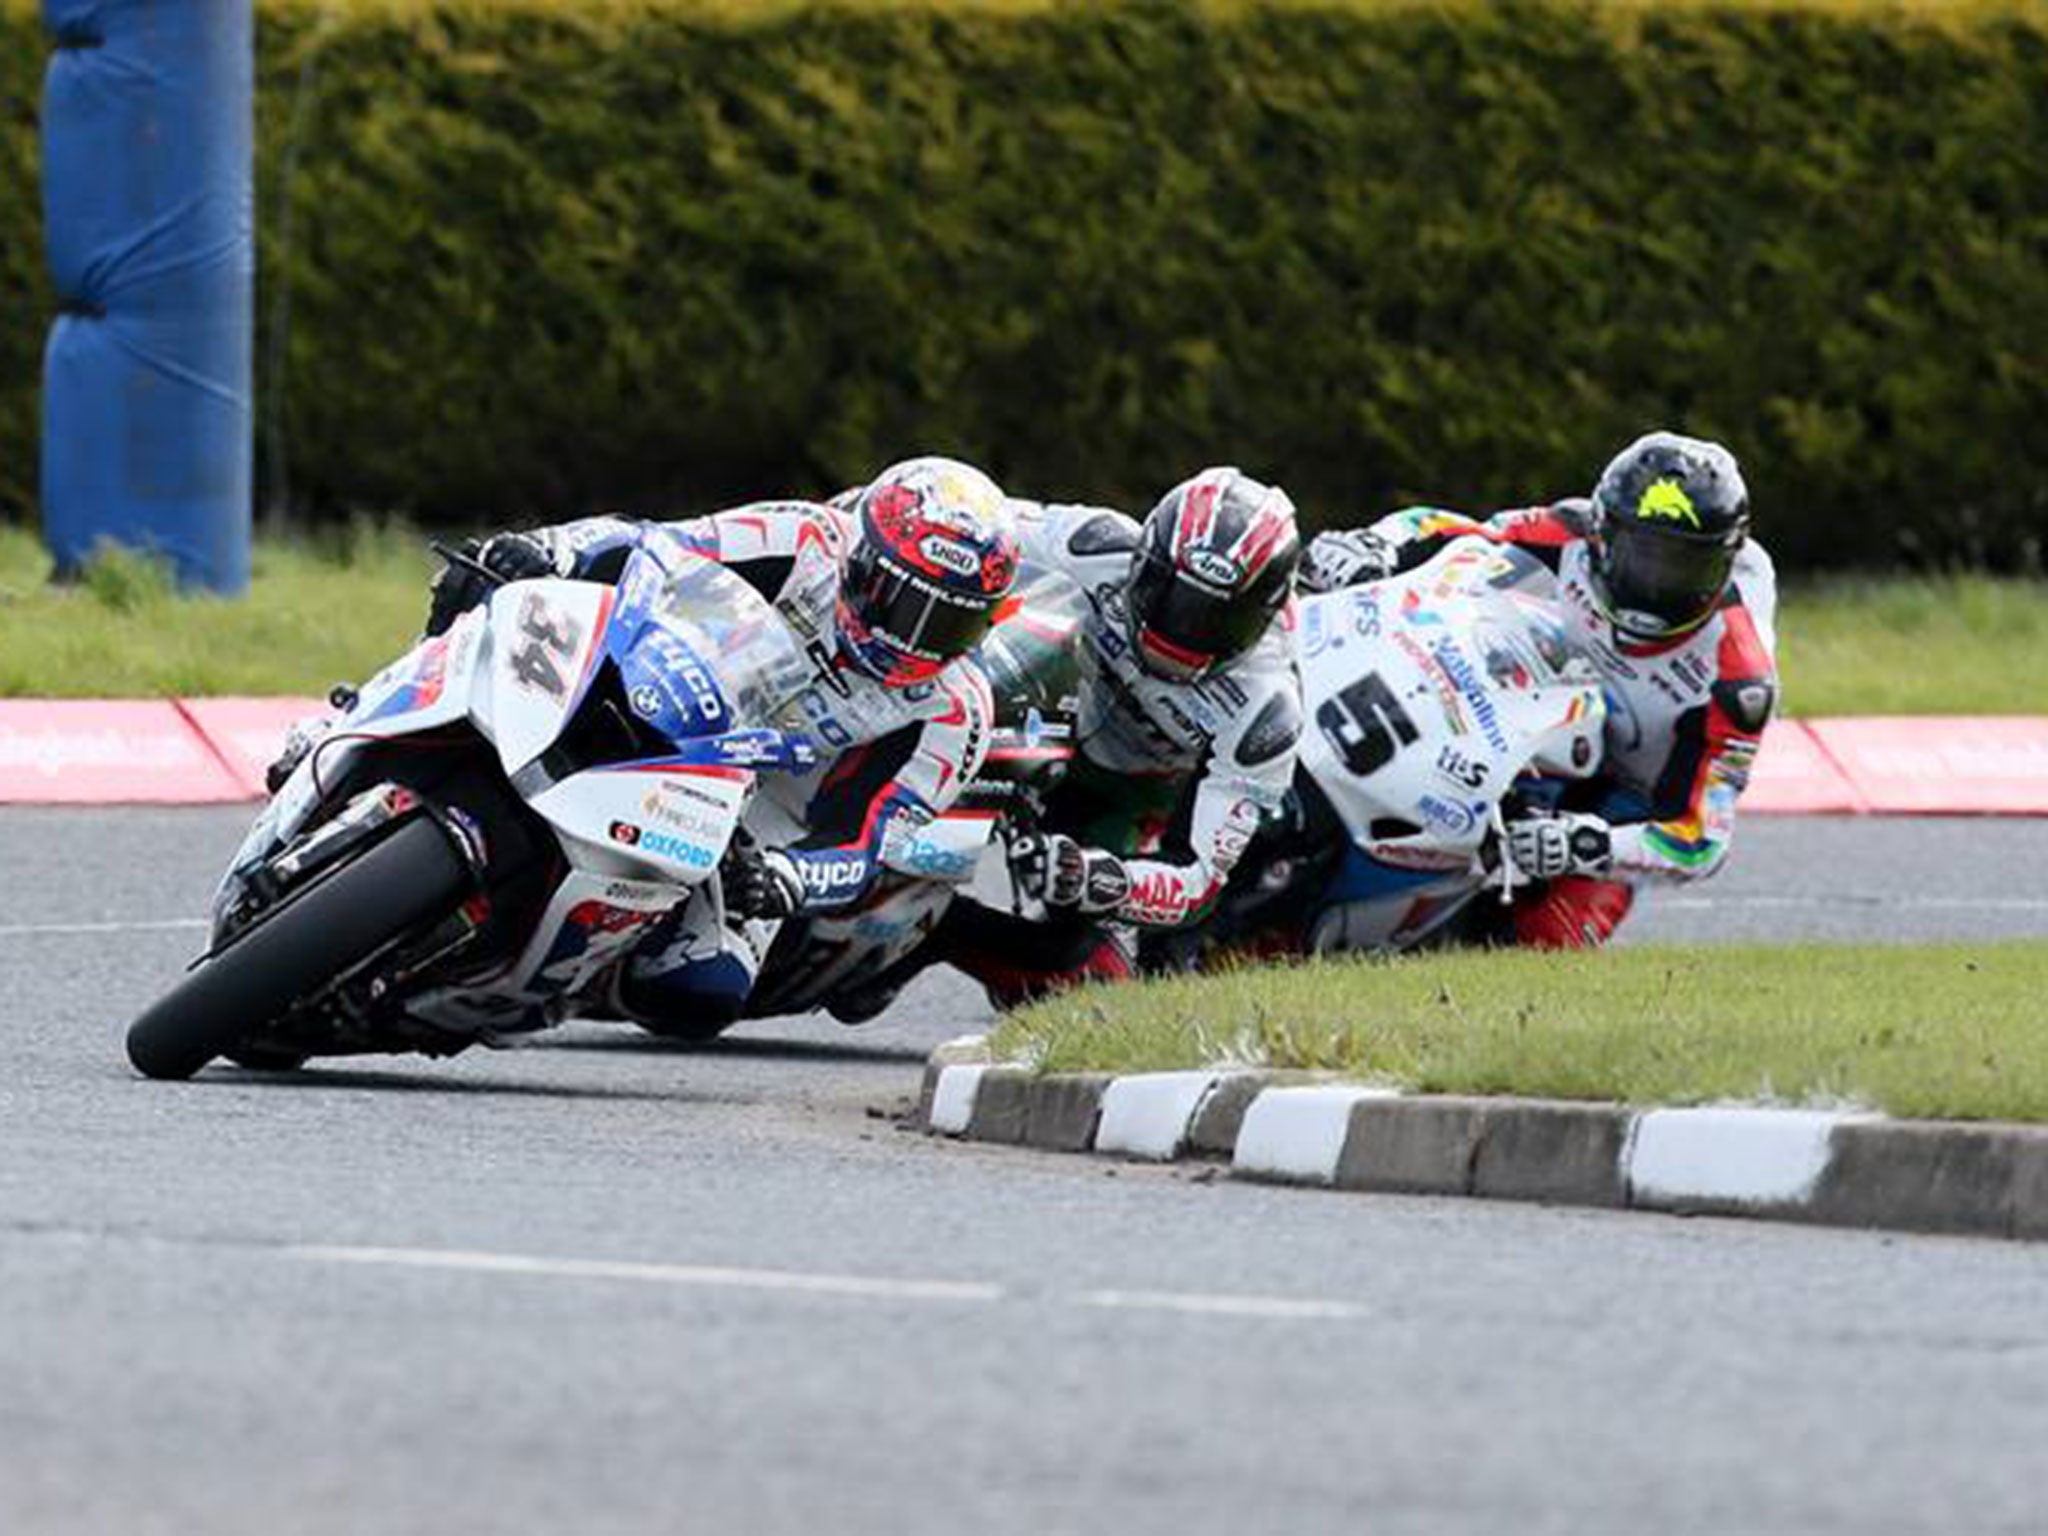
[1776,576,2047,717]
[0,522,2041,711]
[992,941,2048,1123]
[0,523,430,697]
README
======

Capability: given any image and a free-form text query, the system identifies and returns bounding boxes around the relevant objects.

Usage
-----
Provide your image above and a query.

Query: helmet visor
[1128,554,1275,680]
[844,549,999,668]
[1599,524,1737,639]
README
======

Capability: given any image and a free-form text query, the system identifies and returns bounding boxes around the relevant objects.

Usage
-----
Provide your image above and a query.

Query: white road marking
[285,1244,1006,1303]
[282,1243,1366,1322]
[1081,1289,1367,1321]
[0,917,210,938]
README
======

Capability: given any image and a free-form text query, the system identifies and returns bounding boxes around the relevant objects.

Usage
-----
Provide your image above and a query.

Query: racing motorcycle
[124,534,822,1079]
[713,570,1087,1026]
[1150,535,1609,964]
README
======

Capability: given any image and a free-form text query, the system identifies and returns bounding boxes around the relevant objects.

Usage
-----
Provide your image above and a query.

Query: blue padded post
[41,0,253,593]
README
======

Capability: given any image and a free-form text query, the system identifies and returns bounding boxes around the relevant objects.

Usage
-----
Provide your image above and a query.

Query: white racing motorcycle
[125,536,822,1079]
[1153,535,1610,963]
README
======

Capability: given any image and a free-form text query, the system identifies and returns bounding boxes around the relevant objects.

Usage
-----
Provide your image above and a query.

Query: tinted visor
[1128,553,1275,679]
[1600,523,1737,639]
[844,547,999,664]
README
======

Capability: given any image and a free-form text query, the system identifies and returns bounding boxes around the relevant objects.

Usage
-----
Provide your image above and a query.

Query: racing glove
[1297,530,1398,594]
[1503,813,1614,882]
[1008,832,1132,915]
[424,532,559,636]
[724,846,807,921]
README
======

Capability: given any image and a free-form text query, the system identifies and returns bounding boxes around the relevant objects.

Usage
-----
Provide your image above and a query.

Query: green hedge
[2,9,51,525]
[4,0,2046,570]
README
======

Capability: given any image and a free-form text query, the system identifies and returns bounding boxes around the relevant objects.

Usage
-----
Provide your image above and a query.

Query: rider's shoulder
[1008,498,1140,562]
[1721,540,1780,661]
[1702,547,1778,737]
[909,654,997,717]
[1489,498,1593,547]
[707,499,848,555]
[1210,629,1305,767]
[1732,537,1778,599]
[1231,682,1303,771]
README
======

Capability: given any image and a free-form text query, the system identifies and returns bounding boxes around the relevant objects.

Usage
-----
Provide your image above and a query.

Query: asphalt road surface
[4,808,2046,1536]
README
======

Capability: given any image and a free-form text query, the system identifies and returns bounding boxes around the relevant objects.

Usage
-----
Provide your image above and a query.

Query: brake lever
[1486,802,1519,906]
[995,818,1039,919]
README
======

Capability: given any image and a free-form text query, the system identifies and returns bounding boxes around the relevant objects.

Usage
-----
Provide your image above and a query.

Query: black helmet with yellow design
[1588,431,1750,642]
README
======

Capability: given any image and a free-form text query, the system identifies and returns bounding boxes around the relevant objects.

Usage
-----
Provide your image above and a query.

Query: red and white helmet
[1127,467,1301,681]
[837,457,1019,685]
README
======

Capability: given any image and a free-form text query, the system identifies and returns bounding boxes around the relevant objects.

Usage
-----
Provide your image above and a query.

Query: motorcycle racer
[909,467,1307,1003]
[423,455,1018,1024]
[1298,431,1777,948]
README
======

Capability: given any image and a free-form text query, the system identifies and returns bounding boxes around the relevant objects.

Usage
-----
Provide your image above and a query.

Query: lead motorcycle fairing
[126,534,820,1078]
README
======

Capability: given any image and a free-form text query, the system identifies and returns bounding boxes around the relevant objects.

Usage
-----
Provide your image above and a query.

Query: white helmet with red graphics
[1127,467,1301,681]
[838,456,1020,686]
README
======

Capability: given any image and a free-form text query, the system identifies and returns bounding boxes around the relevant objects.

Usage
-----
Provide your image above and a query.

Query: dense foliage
[5,0,2045,568]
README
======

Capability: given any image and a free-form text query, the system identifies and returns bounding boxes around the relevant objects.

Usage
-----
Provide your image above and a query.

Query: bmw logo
[631,685,663,718]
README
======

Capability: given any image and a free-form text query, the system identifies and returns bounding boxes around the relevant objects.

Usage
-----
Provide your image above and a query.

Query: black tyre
[125,817,471,1081]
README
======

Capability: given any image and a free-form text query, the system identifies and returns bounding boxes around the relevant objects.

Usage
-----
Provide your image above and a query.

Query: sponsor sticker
[1366,842,1471,873]
[1436,745,1488,790]
[920,535,983,579]
[1185,548,1243,588]
[640,789,724,841]
[609,818,714,869]
[660,778,729,809]
[1430,637,1512,755]
[602,877,680,908]
[1351,590,1383,639]
[889,836,979,881]
[1415,792,1478,837]
[797,855,868,897]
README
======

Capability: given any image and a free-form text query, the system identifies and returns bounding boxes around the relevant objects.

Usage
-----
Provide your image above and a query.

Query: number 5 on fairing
[1315,673,1420,777]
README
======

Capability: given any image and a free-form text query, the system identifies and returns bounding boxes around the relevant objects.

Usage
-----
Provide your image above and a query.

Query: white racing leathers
[1008,500,1304,927]
[523,503,995,1020]
[1314,501,1780,883]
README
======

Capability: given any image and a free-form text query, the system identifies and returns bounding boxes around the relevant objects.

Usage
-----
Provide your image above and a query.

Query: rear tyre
[125,817,472,1081]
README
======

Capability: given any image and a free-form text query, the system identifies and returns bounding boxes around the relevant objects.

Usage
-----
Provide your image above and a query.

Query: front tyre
[125,817,472,1081]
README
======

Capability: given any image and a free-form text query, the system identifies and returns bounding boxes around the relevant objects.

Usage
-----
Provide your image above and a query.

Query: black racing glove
[724,845,806,921]
[1297,530,1398,593]
[424,532,558,637]
[1008,831,1131,915]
